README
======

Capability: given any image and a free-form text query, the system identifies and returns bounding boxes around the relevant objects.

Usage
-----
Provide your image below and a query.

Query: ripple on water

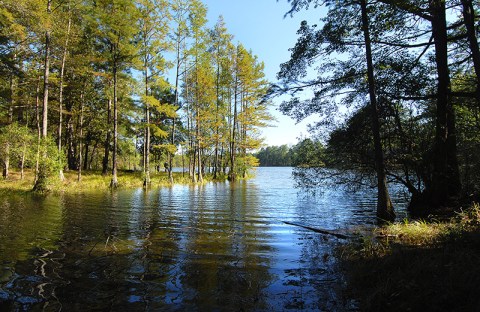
[0,167,407,311]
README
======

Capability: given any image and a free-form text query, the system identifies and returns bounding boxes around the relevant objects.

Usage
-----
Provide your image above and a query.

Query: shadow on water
[0,167,406,311]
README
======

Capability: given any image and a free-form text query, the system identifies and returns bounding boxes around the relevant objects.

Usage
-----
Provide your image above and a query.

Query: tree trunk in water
[197,144,203,183]
[360,0,395,222]
[221,145,226,175]
[169,45,181,184]
[168,118,175,184]
[229,76,239,182]
[196,101,203,183]
[241,93,247,179]
[191,146,197,183]
[213,54,221,180]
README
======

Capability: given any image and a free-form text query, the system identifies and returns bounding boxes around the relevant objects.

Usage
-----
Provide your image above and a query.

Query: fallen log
[282,221,352,239]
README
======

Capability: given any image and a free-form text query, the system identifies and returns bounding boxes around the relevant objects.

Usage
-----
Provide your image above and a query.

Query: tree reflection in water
[0,168,400,311]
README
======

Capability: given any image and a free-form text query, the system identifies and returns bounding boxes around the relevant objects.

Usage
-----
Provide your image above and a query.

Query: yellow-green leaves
[150,124,169,138]
[153,143,177,154]
[142,95,177,118]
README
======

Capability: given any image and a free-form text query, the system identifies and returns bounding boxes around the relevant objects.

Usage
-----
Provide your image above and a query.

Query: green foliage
[235,154,259,177]
[290,138,325,168]
[256,139,326,168]
[34,136,67,192]
[277,0,480,212]
[40,137,66,175]
[456,203,480,227]
[0,123,36,166]
[0,0,273,186]
[255,145,292,166]
[153,143,177,154]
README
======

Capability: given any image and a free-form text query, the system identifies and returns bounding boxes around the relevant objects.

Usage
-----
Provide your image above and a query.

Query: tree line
[274,0,480,220]
[0,0,272,190]
[255,138,326,167]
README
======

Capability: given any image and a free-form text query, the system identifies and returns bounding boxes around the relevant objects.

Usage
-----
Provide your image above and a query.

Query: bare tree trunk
[197,138,203,183]
[182,145,185,177]
[169,42,182,184]
[89,145,96,170]
[34,0,52,192]
[428,0,461,207]
[185,71,194,181]
[35,74,41,183]
[168,119,175,184]
[143,51,151,188]
[58,14,71,181]
[191,144,197,183]
[20,143,26,180]
[213,49,221,179]
[83,139,89,171]
[221,145,226,175]
[229,75,239,182]
[66,117,76,169]
[360,0,395,222]
[461,0,480,91]
[102,96,112,175]
[78,90,84,182]
[110,59,119,188]
[3,75,14,179]
[42,1,51,139]
[241,92,247,178]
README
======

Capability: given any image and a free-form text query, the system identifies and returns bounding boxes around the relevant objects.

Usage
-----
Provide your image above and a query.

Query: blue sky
[203,0,323,146]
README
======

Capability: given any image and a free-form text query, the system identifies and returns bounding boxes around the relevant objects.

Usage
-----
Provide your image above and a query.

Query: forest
[3,1,480,310]
[3,0,480,220]
[272,0,480,221]
[255,138,326,167]
[0,0,272,191]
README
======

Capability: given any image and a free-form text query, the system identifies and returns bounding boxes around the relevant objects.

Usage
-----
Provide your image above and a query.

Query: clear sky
[202,0,322,146]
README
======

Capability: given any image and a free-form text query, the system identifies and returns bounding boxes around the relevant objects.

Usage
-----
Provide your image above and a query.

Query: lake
[0,167,408,311]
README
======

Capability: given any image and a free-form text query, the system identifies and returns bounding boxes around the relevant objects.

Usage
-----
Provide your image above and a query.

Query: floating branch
[283,221,352,239]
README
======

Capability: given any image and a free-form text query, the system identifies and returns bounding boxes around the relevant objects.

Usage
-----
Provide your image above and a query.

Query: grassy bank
[339,204,480,311]
[0,169,229,195]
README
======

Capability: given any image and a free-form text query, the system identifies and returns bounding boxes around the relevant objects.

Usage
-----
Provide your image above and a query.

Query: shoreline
[338,205,480,311]
[0,169,238,195]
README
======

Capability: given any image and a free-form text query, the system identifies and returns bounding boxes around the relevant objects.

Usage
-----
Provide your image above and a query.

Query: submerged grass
[0,169,226,195]
[338,204,480,311]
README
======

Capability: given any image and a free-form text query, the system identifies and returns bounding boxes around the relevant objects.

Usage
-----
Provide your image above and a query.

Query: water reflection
[0,193,64,311]
[0,168,400,311]
[291,167,409,225]
[173,182,272,310]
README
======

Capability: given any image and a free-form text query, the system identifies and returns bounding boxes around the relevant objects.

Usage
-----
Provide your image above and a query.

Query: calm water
[0,167,407,311]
